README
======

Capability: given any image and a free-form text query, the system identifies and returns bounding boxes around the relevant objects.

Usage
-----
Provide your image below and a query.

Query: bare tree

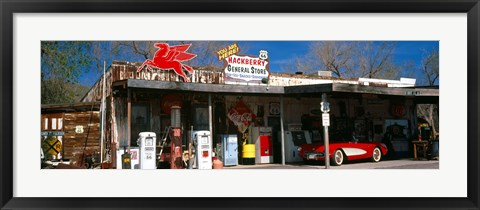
[416,48,439,138]
[399,60,417,79]
[112,41,231,69]
[356,42,398,79]
[296,41,399,79]
[281,57,312,73]
[420,48,439,86]
[310,41,356,77]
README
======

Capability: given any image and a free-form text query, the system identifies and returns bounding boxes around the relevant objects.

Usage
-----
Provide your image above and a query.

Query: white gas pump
[137,132,157,169]
[193,130,212,169]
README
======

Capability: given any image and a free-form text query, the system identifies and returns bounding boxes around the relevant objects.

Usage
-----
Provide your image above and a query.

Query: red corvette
[298,139,388,166]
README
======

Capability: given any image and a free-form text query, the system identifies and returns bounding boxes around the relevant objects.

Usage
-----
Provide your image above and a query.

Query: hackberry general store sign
[224,51,269,83]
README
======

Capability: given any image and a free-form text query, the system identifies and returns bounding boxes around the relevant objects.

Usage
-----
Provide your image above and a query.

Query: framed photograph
[1,0,479,210]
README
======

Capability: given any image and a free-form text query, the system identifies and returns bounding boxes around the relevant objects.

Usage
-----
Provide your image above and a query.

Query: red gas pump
[170,106,183,169]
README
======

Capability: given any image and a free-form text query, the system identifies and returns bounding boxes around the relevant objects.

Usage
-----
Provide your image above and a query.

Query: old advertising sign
[224,50,269,83]
[137,43,197,82]
[227,100,256,133]
[217,43,240,60]
[391,104,406,117]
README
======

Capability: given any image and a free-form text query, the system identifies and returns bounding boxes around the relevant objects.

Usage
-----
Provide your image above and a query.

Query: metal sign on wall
[224,50,269,84]
[227,100,256,133]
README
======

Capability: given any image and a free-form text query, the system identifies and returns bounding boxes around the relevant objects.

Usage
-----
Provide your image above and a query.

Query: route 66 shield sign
[75,125,84,134]
[259,50,268,60]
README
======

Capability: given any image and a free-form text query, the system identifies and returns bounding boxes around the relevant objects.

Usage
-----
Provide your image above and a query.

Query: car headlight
[297,147,302,152]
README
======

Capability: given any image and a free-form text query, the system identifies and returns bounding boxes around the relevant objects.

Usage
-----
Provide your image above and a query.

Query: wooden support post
[127,89,131,153]
[280,96,285,165]
[208,93,213,156]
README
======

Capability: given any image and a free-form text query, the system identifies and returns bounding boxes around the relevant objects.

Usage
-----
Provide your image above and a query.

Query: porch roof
[113,79,439,97]
[113,79,285,94]
[284,83,439,97]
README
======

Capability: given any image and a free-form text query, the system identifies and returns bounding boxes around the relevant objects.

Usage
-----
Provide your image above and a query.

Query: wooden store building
[71,59,438,169]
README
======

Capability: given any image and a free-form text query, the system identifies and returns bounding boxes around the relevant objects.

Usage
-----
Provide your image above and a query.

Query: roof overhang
[113,79,284,94]
[285,83,438,97]
[112,79,438,97]
[41,102,101,113]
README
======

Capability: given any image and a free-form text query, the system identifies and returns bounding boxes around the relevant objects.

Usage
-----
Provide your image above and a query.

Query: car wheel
[371,147,382,162]
[331,149,344,166]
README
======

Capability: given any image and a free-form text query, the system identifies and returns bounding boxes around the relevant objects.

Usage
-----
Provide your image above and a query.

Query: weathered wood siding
[110,61,225,84]
[62,111,101,159]
[82,70,113,103]
[114,97,128,147]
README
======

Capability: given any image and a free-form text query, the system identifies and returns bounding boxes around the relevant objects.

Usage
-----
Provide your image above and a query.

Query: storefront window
[131,104,150,146]
[193,107,209,131]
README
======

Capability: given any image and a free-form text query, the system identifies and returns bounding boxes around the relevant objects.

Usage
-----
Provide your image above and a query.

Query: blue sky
[78,41,438,87]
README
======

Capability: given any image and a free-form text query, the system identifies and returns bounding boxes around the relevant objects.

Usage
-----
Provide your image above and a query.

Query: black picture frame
[1,0,479,209]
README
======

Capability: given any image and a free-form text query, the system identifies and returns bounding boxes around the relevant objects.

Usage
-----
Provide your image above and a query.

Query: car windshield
[329,132,351,142]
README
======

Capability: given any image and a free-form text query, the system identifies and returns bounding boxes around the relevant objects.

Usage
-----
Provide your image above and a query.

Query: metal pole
[280,96,285,165]
[321,93,330,169]
[324,125,330,169]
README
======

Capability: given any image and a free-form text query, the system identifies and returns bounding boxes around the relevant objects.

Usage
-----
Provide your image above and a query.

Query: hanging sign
[224,50,269,83]
[227,100,256,133]
[217,43,240,60]
[137,43,197,82]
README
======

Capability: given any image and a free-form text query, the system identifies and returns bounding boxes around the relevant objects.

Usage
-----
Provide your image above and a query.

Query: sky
[78,41,439,87]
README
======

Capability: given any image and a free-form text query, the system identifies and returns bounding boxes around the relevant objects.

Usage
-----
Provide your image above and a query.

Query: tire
[371,147,382,162]
[331,149,344,166]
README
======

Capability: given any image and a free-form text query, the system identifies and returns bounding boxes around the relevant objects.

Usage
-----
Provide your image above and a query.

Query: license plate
[308,154,316,159]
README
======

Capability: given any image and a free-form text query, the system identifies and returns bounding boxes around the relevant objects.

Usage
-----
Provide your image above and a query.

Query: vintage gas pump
[193,130,213,169]
[137,132,156,169]
[170,106,183,169]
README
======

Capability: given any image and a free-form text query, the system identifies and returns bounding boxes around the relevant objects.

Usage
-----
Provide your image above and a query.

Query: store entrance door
[268,116,281,163]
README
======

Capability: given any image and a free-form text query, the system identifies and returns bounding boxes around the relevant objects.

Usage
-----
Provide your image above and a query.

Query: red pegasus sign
[137,43,197,82]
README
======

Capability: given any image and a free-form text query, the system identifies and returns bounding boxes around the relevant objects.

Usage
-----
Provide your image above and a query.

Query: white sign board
[224,54,269,83]
[322,113,330,126]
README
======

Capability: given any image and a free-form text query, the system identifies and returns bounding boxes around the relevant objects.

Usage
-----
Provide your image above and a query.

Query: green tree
[41,41,96,104]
